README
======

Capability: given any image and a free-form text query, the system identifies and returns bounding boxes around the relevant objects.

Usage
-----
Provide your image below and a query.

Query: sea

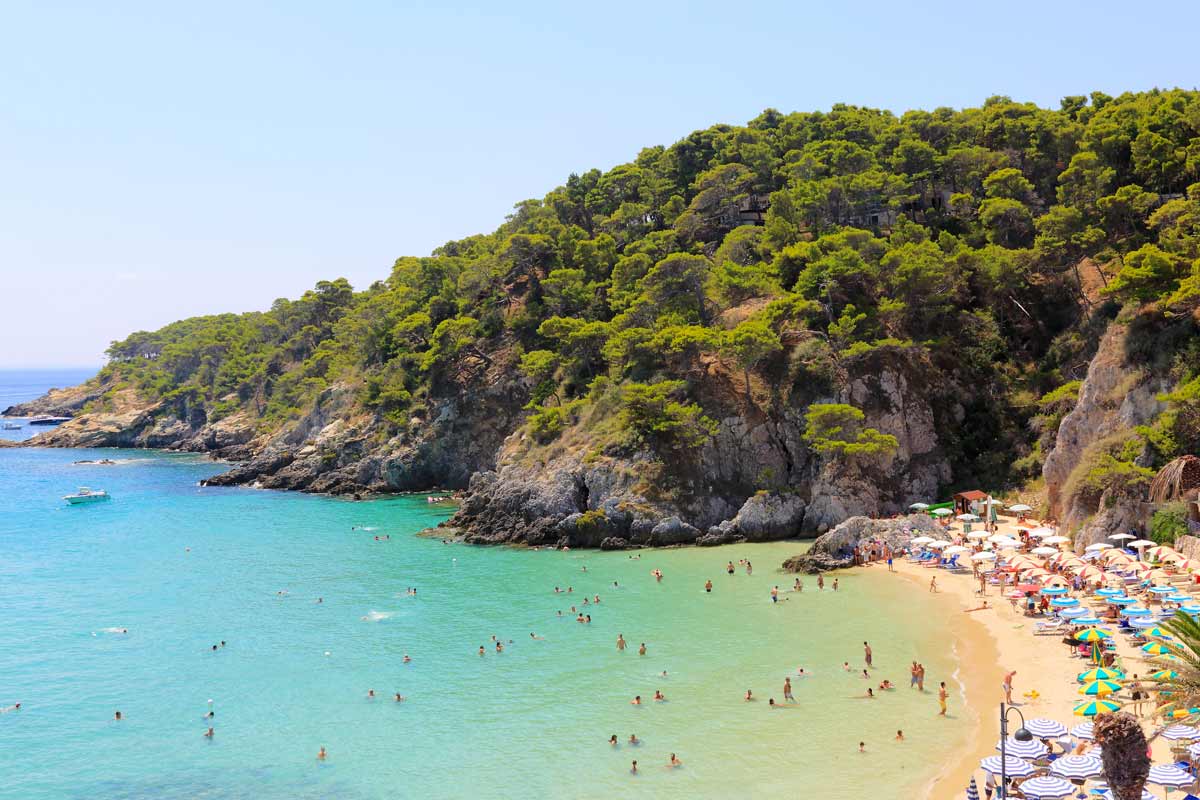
[0,369,970,799]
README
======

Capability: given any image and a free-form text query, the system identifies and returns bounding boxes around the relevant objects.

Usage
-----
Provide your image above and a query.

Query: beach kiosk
[953,490,988,517]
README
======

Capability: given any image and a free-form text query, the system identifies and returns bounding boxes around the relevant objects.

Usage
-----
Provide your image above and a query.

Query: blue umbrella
[1018,776,1074,799]
[1181,604,1200,614]
[980,755,1036,777]
[1166,594,1192,603]
[995,737,1048,759]
[1095,588,1124,597]
[966,776,980,800]
[1149,586,1175,594]
[1023,718,1068,738]
[1074,615,1103,624]
[1160,724,1200,740]
[1148,763,1193,787]
[1130,617,1159,629]
[1041,587,1069,596]
[1122,607,1153,617]
[1069,721,1094,740]
[1107,596,1136,604]
[1048,753,1103,780]
[1058,607,1088,619]
[1051,597,1080,608]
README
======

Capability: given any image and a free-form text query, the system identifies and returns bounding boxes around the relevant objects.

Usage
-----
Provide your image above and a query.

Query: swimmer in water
[638,643,646,656]
[629,734,639,745]
[864,688,875,699]
[394,693,405,702]
[630,760,638,774]
[895,730,904,741]
[1,703,20,713]
[783,678,794,702]
[204,710,214,720]
[668,753,682,768]
[495,642,503,653]
[317,747,326,760]
[609,735,618,746]
[859,741,865,753]
[653,690,665,702]
[768,697,777,707]
[796,667,807,677]
[617,634,626,651]
[205,727,214,737]
[316,598,323,604]
[842,662,851,672]
[114,711,122,721]
[367,689,375,699]
[403,654,412,663]
[531,633,544,640]
[478,646,485,656]
[631,695,642,705]
[704,579,713,593]
[745,689,754,701]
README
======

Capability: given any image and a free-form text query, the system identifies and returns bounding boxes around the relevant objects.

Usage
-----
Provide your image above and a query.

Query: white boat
[1,421,20,430]
[63,487,111,505]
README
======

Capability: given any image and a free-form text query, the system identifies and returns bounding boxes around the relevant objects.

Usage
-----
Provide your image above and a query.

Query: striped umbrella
[1146,545,1179,561]
[1142,641,1173,656]
[1095,588,1124,597]
[995,737,1048,759]
[1129,617,1160,629]
[1149,586,1175,594]
[1069,721,1095,739]
[980,754,1036,777]
[1188,741,1200,759]
[1180,604,1200,614]
[1107,596,1137,605]
[1017,776,1074,799]
[1078,668,1125,682]
[1076,628,1112,642]
[1040,586,1069,596]
[1051,597,1080,608]
[1147,763,1193,787]
[1150,669,1178,681]
[1023,717,1069,737]
[1143,627,1174,639]
[1100,791,1158,800]
[1078,679,1123,697]
[1048,753,1103,780]
[1122,607,1153,617]
[1058,607,1088,619]
[1074,699,1121,716]
[965,776,979,800]
[1160,724,1200,740]
[1165,594,1193,603]
[1074,615,1104,624]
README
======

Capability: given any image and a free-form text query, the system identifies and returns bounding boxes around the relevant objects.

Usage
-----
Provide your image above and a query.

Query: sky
[2,1,1198,368]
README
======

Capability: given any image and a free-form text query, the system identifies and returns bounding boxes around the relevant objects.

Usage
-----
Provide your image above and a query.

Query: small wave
[361,610,392,622]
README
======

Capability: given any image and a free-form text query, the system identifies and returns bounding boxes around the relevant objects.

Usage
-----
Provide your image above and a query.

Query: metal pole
[1000,702,1007,799]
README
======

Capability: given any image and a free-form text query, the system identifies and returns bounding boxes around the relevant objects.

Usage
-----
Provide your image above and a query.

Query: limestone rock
[782,514,938,573]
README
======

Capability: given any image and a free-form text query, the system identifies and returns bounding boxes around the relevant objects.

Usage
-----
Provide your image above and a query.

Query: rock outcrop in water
[781,513,939,572]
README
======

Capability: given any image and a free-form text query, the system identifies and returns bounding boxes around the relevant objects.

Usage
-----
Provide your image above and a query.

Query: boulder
[727,492,806,541]
[782,514,938,573]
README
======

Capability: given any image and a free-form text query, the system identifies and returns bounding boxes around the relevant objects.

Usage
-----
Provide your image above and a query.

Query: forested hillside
[16,90,1200,545]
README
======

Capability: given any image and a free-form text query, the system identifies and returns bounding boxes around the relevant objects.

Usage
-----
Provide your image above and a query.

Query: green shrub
[1149,502,1190,545]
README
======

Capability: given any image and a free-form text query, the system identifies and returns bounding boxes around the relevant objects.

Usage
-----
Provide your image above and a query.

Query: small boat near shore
[29,416,70,426]
[1,421,21,430]
[63,487,111,505]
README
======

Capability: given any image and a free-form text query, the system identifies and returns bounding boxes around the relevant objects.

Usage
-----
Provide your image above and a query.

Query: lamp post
[999,702,1033,798]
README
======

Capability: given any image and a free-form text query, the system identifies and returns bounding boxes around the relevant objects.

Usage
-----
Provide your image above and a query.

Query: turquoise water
[0,446,972,798]
[0,367,97,442]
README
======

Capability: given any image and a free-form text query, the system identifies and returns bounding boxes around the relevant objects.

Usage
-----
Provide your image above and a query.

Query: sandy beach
[849,517,1180,799]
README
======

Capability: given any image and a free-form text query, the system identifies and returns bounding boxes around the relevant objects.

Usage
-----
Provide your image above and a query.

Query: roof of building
[953,490,989,501]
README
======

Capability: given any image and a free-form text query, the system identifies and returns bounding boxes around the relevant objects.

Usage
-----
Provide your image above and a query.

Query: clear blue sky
[2,0,1197,367]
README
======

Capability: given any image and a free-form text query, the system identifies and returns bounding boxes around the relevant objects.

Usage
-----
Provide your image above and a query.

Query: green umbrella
[1078,679,1123,696]
[1078,668,1125,682]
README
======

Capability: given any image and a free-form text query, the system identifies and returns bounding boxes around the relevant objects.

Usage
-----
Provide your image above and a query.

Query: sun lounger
[1033,619,1065,635]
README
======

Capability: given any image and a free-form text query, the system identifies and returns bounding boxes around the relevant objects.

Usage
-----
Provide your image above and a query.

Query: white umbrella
[928,540,952,549]
[957,513,982,522]
[1069,721,1094,740]
[1017,776,1074,800]
[1130,539,1155,548]
[1160,724,1200,740]
[909,502,930,510]
[1032,546,1059,556]
[1109,533,1135,540]
[1043,535,1070,544]
[1008,504,1033,512]
[971,552,997,562]
[995,737,1048,759]
[992,538,1021,549]
[980,755,1036,777]
[1085,543,1112,552]
[911,536,935,545]
[1049,754,1103,780]
[1147,764,1193,787]
[944,545,971,555]
[1030,527,1056,536]
[1100,791,1156,800]
[1023,718,1068,738]
[931,508,953,517]
[966,530,990,539]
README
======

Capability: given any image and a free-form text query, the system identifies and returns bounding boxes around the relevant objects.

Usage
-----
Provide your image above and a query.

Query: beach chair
[1033,619,1065,635]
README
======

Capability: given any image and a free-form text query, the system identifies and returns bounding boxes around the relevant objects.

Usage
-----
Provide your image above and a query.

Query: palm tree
[1157,610,1200,711]
[1094,712,1149,800]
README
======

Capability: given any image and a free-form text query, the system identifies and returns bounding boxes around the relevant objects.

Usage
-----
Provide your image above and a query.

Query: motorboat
[29,416,70,426]
[63,487,111,505]
[1,421,20,430]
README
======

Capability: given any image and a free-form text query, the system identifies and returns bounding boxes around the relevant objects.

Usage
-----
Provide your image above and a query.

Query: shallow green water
[0,447,970,799]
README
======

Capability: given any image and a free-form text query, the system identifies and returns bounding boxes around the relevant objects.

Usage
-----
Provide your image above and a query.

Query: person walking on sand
[929,576,938,593]
[910,661,919,689]
[1002,670,1015,705]
[938,682,948,716]
[917,664,926,692]
[863,642,873,668]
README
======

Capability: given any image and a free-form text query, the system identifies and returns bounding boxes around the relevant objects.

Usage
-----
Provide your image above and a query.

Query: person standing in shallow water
[938,681,948,716]
[617,634,626,651]
[817,574,824,590]
[863,642,872,668]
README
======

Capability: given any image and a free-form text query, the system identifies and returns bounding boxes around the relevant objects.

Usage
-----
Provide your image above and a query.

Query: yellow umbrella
[1078,679,1123,696]
[1074,699,1121,716]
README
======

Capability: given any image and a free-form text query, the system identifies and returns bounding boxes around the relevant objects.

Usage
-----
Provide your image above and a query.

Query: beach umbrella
[1043,535,1070,544]
[971,551,996,561]
[1109,532,1135,541]
[1122,607,1153,617]
[1147,763,1193,787]
[1042,575,1071,588]
[1017,776,1074,800]
[1040,586,1069,596]
[928,540,952,549]
[1129,539,1155,548]
[1085,543,1112,552]
[965,776,979,800]
[1143,627,1174,639]
[957,513,982,522]
[1107,595,1136,605]
[1095,588,1124,597]
[1151,669,1178,681]
[908,502,930,510]
[1149,586,1175,594]
[910,536,935,545]
[995,737,1048,759]
[1023,718,1069,738]
[1075,615,1104,625]
[1076,565,1106,582]
[1051,597,1080,608]
[943,545,971,555]
[1100,791,1157,800]
[1078,668,1125,682]
[1069,721,1095,740]
[1049,753,1103,780]
[1074,699,1121,716]
[1076,628,1112,642]
[930,508,952,517]
[1189,742,1200,759]
[980,754,1036,777]
[1165,593,1193,602]
[1160,724,1200,740]
[1031,546,1059,556]
[1059,607,1088,619]
[1146,546,1178,561]
[1180,604,1200,614]
[1078,679,1123,696]
[967,530,990,540]
[1142,641,1173,656]
[1030,526,1056,536]
[1130,617,1160,629]
[1008,503,1033,512]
